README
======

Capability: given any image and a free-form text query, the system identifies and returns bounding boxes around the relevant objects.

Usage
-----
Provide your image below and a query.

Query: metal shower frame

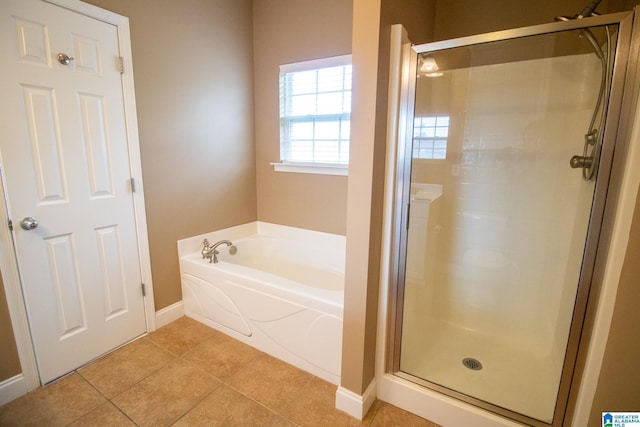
[388,10,639,427]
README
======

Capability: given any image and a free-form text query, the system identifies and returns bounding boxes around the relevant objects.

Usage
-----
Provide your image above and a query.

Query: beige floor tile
[0,317,440,427]
[78,337,174,398]
[68,401,135,426]
[269,415,299,426]
[370,402,441,427]
[183,330,263,381]
[0,373,105,426]
[362,400,384,423]
[226,352,313,412]
[148,316,215,355]
[173,385,276,426]
[283,376,369,427]
[112,357,219,426]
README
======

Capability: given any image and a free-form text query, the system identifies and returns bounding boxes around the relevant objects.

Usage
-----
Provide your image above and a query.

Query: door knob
[20,217,38,230]
[57,53,74,65]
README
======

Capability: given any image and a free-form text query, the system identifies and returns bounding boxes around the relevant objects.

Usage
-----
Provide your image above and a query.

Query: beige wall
[83,0,256,310]
[0,272,21,381]
[341,0,435,395]
[341,0,382,395]
[431,0,638,42]
[252,0,352,235]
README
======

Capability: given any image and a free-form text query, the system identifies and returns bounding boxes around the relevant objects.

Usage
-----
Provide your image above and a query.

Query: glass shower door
[394,15,630,426]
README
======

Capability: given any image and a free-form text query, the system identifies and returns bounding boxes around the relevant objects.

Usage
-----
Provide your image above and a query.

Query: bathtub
[177,222,344,384]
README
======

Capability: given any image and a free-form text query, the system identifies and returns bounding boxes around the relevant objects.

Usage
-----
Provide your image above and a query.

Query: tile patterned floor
[0,316,440,426]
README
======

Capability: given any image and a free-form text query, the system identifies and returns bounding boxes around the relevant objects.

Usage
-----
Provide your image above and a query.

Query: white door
[0,0,147,384]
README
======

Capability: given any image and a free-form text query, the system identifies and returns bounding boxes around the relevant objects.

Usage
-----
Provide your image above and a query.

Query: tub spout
[202,239,236,263]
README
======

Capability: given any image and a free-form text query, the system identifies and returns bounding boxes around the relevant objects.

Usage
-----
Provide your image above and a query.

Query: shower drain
[462,357,483,371]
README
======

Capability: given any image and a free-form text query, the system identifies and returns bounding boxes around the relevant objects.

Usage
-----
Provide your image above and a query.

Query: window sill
[271,162,348,176]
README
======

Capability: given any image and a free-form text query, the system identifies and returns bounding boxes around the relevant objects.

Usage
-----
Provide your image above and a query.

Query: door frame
[0,0,156,398]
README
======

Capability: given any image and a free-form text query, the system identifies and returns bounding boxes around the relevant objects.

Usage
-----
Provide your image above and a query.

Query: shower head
[555,0,611,181]
[576,0,603,19]
[554,0,606,61]
[554,0,602,21]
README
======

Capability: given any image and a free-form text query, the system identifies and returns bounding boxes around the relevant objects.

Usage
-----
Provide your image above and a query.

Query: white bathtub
[177,222,345,384]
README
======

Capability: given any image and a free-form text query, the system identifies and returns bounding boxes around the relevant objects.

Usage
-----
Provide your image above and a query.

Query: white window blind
[279,55,352,170]
[413,116,449,159]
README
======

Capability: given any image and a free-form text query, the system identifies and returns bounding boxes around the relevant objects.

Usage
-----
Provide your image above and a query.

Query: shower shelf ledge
[411,183,443,202]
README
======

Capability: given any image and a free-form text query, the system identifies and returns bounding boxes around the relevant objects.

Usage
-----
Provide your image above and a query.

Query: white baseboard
[0,374,28,406]
[335,379,377,420]
[154,301,184,329]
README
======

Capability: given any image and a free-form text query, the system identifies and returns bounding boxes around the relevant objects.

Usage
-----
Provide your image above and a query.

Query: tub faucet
[201,239,236,263]
[201,239,213,260]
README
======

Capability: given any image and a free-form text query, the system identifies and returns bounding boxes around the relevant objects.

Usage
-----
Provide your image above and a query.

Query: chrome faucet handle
[201,239,212,258]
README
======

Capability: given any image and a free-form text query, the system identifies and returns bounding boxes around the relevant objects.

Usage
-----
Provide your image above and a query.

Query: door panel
[23,85,68,203]
[14,17,51,66]
[45,233,86,338]
[0,0,146,384]
[79,93,114,198]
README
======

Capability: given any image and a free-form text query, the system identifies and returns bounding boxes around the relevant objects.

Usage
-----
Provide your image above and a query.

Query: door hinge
[8,219,13,231]
[130,177,136,193]
[119,56,125,74]
[141,283,146,297]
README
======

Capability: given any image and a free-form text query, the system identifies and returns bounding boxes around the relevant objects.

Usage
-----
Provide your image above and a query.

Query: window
[275,55,352,175]
[413,116,449,159]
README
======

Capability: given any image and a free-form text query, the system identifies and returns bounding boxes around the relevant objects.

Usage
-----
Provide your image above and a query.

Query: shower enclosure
[391,11,634,427]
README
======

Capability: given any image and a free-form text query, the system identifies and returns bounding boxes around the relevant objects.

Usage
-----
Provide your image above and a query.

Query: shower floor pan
[400,319,558,423]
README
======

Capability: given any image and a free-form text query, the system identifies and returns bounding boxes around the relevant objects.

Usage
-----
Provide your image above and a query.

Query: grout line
[157,321,338,426]
[115,405,139,426]
[167,381,219,426]
[73,366,140,426]
[169,339,286,426]
[104,400,139,427]
[60,373,106,426]
[277,374,315,416]
[212,358,304,423]
[221,382,284,417]
[86,342,177,402]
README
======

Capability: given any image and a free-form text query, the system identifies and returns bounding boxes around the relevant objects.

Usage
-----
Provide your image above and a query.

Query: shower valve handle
[569,155,593,169]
